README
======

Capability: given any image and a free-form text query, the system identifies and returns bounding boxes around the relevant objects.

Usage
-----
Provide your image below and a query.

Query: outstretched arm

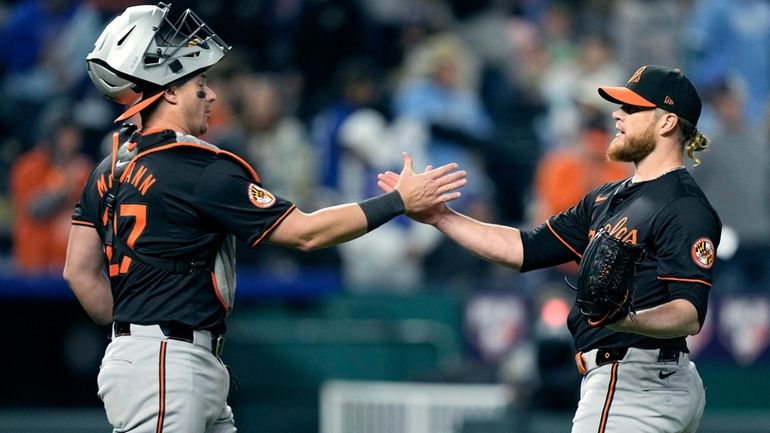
[378,170,525,270]
[267,153,466,251]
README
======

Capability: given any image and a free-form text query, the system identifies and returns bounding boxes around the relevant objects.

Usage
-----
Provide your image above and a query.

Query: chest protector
[104,124,251,313]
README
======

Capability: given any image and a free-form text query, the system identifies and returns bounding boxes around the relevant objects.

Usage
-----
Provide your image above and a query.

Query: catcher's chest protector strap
[103,126,212,274]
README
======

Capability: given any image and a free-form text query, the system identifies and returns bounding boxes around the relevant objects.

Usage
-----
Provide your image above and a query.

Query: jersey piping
[546,219,582,259]
[545,228,717,290]
[250,204,296,247]
[657,276,712,287]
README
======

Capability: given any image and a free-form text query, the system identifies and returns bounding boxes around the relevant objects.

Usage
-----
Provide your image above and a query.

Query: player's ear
[163,86,180,105]
[659,112,679,135]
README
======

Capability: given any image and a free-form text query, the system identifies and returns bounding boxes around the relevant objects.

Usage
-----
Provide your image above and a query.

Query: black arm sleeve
[520,222,582,272]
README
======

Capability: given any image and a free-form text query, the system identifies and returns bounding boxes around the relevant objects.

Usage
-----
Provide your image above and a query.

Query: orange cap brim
[598,86,656,108]
[114,90,165,123]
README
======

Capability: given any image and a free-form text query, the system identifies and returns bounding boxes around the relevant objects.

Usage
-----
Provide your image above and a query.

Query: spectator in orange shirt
[531,121,632,225]
[10,112,92,273]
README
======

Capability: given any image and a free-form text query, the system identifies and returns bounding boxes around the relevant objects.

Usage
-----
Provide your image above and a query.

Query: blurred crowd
[1,0,769,296]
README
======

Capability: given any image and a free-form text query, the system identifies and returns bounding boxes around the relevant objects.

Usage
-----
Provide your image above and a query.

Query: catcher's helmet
[86,2,230,106]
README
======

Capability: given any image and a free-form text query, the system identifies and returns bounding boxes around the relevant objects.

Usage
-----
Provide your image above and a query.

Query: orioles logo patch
[628,66,646,83]
[691,237,715,269]
[248,183,275,208]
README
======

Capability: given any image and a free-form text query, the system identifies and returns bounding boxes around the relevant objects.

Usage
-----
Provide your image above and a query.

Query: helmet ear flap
[87,61,142,105]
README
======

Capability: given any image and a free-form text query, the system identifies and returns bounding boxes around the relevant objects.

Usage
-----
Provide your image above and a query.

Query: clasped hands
[379,152,465,224]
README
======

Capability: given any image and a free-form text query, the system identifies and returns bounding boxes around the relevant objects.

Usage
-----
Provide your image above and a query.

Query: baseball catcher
[64,3,467,432]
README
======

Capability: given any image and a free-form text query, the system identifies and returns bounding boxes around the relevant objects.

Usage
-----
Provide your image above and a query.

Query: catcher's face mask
[86,2,230,110]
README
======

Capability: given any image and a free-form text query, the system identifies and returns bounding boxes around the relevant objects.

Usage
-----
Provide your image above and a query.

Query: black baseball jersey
[520,168,721,352]
[72,129,295,334]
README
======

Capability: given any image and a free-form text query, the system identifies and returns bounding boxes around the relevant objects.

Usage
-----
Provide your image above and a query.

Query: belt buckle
[213,335,225,357]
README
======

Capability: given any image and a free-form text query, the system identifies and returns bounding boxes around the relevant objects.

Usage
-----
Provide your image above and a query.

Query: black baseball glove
[568,229,646,327]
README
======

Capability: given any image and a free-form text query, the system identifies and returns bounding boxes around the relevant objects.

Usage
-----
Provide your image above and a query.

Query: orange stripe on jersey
[546,220,583,259]
[598,363,620,433]
[250,204,297,247]
[176,141,261,183]
[658,276,712,287]
[156,341,167,433]
[72,220,95,228]
[119,141,262,184]
[210,147,261,183]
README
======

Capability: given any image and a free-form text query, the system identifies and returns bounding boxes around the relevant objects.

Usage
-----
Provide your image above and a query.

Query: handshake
[373,152,466,227]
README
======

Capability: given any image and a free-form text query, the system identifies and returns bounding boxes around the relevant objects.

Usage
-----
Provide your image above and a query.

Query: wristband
[358,190,406,232]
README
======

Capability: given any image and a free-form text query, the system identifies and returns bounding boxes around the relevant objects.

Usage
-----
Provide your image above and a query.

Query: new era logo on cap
[598,65,702,125]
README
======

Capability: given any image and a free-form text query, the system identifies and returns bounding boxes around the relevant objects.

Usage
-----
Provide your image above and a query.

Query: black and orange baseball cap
[598,65,702,125]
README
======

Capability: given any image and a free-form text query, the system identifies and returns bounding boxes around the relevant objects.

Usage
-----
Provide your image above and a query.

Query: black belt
[113,321,224,356]
[595,347,680,367]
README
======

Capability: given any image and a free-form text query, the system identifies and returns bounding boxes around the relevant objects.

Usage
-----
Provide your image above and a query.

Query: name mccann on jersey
[96,164,158,198]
